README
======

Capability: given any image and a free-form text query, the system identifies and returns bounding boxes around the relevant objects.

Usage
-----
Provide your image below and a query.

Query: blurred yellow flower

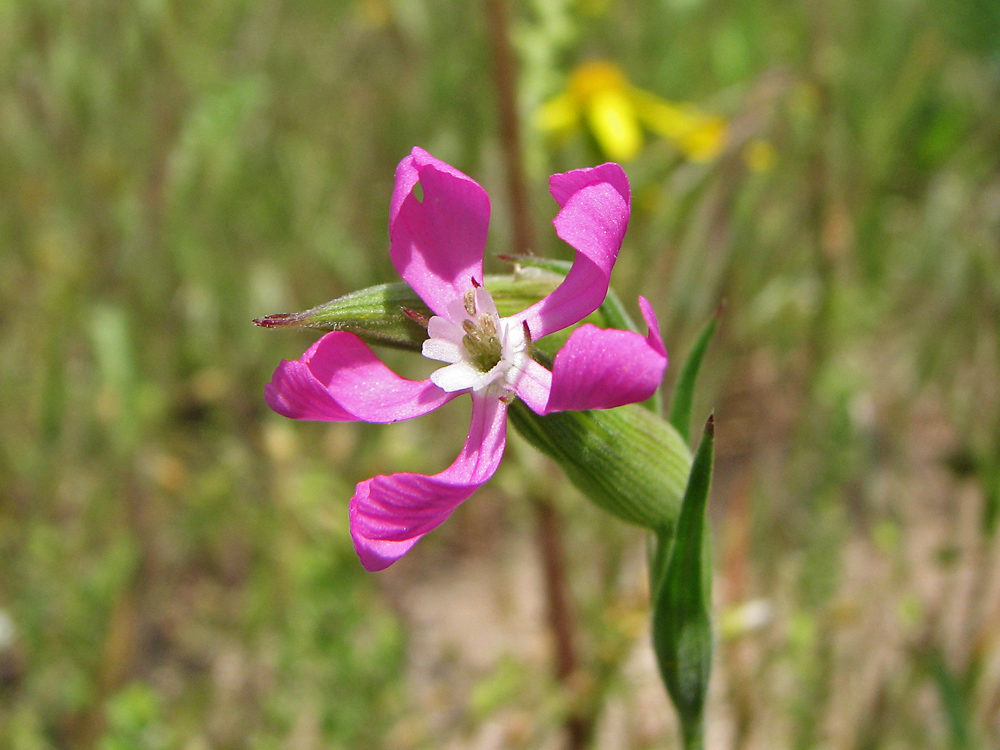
[356,0,391,28]
[743,138,776,172]
[537,61,727,162]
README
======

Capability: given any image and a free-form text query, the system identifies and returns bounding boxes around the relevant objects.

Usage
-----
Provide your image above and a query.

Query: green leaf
[922,645,975,750]
[982,463,999,537]
[668,311,719,444]
[651,415,715,750]
[508,400,692,531]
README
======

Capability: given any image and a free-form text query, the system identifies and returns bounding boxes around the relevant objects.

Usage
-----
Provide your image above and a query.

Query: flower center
[421,285,529,395]
[462,314,502,373]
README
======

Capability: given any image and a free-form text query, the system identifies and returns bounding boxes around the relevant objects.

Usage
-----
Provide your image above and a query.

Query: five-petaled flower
[264,147,667,570]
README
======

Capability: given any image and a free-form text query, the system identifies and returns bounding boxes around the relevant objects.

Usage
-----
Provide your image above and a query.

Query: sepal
[253,274,562,352]
[254,281,431,351]
[508,400,692,530]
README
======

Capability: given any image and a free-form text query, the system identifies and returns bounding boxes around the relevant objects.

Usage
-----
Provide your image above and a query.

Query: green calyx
[253,272,562,352]
[253,281,430,350]
[508,400,692,531]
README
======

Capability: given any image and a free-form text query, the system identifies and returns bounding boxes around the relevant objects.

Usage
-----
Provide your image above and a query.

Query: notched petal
[511,170,631,340]
[389,148,491,315]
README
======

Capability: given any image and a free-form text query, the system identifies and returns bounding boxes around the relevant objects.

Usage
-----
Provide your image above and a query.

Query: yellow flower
[537,61,727,162]
[356,0,391,28]
[743,138,776,173]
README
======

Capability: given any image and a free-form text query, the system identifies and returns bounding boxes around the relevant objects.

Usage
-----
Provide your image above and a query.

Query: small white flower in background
[720,598,774,639]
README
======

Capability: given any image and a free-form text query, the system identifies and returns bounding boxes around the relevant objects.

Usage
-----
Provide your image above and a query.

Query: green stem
[682,719,706,750]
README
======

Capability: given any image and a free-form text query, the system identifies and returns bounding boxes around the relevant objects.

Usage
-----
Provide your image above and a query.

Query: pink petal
[549,162,630,208]
[638,296,666,357]
[511,358,553,414]
[264,331,456,423]
[511,163,631,340]
[533,297,667,414]
[390,147,491,315]
[350,392,508,570]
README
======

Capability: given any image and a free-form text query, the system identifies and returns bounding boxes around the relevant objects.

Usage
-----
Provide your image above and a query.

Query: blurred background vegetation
[2,0,999,747]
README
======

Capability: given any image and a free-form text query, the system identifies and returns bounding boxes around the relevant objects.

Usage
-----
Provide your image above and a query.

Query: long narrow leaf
[652,415,715,750]
[668,311,720,443]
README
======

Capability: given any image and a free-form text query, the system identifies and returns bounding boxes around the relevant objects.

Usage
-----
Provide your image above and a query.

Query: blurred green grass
[1,0,999,747]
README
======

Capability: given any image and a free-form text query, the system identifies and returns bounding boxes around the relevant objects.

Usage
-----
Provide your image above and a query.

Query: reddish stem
[484,0,535,257]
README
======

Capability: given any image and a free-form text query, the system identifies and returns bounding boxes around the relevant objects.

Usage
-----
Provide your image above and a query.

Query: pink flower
[265,147,666,570]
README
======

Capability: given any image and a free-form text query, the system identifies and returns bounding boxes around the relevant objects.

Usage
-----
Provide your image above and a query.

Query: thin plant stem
[682,719,706,750]
[484,2,591,745]
[533,495,591,750]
